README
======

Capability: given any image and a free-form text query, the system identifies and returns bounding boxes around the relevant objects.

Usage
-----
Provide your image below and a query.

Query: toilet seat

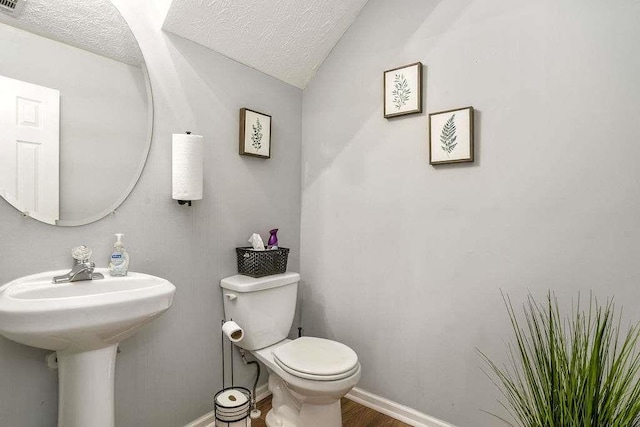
[272,337,359,381]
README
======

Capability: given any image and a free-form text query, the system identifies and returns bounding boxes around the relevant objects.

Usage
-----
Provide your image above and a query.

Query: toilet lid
[272,337,358,380]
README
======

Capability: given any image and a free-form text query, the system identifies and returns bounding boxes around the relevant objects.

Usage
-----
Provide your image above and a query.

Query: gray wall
[0,0,301,425]
[300,0,640,426]
[0,23,148,223]
[4,0,640,426]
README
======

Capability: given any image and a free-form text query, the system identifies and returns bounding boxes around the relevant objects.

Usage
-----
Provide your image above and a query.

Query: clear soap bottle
[109,233,129,276]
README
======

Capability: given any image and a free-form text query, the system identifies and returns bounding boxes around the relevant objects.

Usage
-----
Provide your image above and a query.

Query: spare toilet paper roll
[222,320,244,342]
[216,389,249,408]
[172,133,203,201]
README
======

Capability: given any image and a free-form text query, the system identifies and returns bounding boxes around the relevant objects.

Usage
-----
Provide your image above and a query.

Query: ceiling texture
[0,0,144,66]
[162,0,369,89]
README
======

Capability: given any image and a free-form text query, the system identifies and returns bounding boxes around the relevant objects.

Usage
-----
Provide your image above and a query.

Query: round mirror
[0,0,152,226]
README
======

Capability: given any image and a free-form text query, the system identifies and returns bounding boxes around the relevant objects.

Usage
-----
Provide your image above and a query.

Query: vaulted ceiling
[162,0,369,89]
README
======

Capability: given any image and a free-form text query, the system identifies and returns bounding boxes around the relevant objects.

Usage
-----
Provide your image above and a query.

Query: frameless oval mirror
[0,0,152,226]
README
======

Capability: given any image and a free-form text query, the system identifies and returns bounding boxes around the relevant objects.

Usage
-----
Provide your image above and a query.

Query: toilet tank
[220,272,299,351]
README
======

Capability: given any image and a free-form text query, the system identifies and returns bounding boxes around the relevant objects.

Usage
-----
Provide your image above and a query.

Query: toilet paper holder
[216,319,252,426]
[172,131,203,207]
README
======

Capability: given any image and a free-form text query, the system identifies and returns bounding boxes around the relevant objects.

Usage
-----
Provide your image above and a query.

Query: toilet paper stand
[216,320,251,426]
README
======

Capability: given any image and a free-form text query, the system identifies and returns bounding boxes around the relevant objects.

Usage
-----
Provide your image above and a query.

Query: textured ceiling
[162,0,369,88]
[0,0,144,66]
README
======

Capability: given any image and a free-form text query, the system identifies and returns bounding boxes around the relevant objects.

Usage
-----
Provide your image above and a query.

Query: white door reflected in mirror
[0,0,153,227]
[0,75,60,225]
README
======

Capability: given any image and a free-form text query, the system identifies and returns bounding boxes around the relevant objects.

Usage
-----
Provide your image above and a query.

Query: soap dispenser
[109,233,129,276]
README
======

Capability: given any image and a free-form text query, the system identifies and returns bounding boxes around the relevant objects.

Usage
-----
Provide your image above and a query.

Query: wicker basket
[236,247,289,278]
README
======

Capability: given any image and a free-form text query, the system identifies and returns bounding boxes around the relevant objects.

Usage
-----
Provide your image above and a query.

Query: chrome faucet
[52,246,105,284]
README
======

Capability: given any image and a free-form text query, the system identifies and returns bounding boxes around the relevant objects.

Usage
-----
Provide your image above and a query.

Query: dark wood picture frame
[429,106,474,165]
[383,62,422,119]
[239,108,272,159]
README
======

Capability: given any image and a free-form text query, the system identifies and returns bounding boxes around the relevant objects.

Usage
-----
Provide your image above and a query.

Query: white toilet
[220,272,361,427]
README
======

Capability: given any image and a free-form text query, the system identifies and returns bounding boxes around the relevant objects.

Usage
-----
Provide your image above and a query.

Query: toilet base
[266,374,342,427]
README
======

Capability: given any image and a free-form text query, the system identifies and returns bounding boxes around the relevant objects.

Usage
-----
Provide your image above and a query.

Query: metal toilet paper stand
[215,320,251,427]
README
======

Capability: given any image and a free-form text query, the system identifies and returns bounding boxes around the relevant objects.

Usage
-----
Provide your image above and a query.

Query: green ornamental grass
[479,292,640,426]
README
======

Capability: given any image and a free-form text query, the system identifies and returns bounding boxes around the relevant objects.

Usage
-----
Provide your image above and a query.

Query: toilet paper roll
[172,133,203,201]
[222,320,244,343]
[216,389,249,408]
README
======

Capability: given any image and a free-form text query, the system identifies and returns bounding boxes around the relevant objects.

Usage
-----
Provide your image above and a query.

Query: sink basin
[0,269,176,427]
[0,268,175,351]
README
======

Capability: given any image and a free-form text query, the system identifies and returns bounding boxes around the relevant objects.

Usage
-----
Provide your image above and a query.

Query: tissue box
[236,247,289,278]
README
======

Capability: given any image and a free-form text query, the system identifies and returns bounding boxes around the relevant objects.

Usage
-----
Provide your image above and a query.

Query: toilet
[220,272,361,427]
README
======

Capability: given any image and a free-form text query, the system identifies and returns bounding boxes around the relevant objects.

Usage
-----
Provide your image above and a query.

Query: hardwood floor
[250,396,411,427]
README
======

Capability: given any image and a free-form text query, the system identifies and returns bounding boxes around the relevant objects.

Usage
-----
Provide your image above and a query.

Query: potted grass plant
[479,292,640,426]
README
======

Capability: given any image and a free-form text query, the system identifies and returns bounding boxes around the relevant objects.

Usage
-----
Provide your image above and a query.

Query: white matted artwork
[429,106,474,165]
[384,62,422,118]
[239,108,271,159]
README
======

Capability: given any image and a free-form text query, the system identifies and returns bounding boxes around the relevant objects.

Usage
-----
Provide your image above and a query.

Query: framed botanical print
[383,62,422,118]
[239,108,271,159]
[429,106,474,165]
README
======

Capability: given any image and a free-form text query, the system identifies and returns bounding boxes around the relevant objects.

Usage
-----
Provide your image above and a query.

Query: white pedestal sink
[0,269,176,427]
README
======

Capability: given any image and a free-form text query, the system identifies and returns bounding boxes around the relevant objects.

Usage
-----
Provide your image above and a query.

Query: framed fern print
[429,106,474,165]
[239,108,271,159]
[383,62,422,118]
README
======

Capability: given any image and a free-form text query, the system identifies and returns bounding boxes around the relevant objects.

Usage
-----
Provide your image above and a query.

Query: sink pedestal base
[57,344,118,427]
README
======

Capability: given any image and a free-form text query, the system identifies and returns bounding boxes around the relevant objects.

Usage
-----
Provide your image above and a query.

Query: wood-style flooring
[250,395,411,427]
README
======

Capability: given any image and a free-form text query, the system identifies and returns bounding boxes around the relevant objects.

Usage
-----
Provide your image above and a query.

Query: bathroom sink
[0,269,176,351]
[0,269,176,426]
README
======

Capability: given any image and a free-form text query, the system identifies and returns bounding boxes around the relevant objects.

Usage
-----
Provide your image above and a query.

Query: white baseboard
[184,383,271,427]
[184,384,455,427]
[345,387,455,427]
